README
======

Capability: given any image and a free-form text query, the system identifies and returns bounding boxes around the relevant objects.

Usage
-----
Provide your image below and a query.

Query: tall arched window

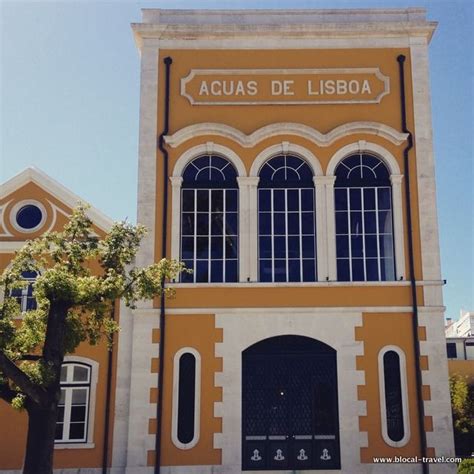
[334,153,395,281]
[258,155,316,282]
[181,155,238,283]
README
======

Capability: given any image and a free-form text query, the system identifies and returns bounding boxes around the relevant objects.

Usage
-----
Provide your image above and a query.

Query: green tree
[0,206,184,474]
[449,374,474,457]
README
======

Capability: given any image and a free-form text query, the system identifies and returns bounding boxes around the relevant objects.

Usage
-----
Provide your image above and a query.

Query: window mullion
[347,188,353,281]
[223,190,226,282]
[361,188,367,281]
[375,188,382,280]
[208,189,211,283]
[63,387,72,441]
[298,188,303,281]
[271,189,275,283]
[284,189,289,282]
[193,189,197,283]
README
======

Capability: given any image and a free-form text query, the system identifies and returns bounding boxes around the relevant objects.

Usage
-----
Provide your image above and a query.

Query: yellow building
[0,8,457,474]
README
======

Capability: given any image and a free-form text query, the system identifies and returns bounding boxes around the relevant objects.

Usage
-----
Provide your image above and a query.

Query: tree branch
[0,353,47,406]
[0,382,17,404]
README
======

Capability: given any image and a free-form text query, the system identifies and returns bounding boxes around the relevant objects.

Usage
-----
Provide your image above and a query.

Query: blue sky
[1,0,473,319]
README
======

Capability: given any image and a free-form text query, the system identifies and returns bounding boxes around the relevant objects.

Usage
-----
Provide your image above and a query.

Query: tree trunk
[23,403,57,474]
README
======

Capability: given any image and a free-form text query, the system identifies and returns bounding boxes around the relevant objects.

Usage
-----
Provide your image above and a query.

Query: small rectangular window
[446,343,457,359]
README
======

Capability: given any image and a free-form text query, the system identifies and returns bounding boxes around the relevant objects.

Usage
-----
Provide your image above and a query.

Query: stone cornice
[131,9,437,49]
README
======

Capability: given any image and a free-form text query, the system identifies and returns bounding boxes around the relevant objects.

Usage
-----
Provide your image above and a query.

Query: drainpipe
[397,54,429,474]
[155,56,172,474]
[102,300,116,474]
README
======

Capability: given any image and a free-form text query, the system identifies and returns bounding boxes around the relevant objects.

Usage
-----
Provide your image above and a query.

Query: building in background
[0,167,117,471]
[446,311,474,384]
[446,310,474,337]
[0,7,458,474]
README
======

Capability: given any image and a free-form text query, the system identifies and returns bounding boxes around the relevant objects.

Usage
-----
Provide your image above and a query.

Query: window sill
[171,280,443,288]
[54,442,95,450]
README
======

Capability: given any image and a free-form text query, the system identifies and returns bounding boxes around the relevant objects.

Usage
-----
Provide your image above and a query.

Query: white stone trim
[214,310,364,472]
[135,40,160,310]
[165,121,408,149]
[377,345,410,447]
[390,174,406,279]
[132,9,436,50]
[314,177,328,280]
[181,68,389,106]
[236,177,259,282]
[123,309,160,469]
[0,167,113,232]
[0,241,27,252]
[171,143,246,178]
[9,200,47,234]
[59,356,99,447]
[409,39,442,300]
[250,143,323,177]
[418,309,456,462]
[164,306,445,315]
[321,176,338,280]
[54,443,95,450]
[170,177,183,263]
[111,301,134,470]
[171,347,201,450]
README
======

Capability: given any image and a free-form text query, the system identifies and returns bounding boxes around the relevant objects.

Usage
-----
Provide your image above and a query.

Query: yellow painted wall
[448,360,474,384]
[147,315,222,466]
[152,48,424,287]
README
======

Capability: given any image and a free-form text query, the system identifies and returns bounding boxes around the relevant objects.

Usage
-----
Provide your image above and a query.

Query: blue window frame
[335,153,395,281]
[258,155,316,282]
[180,155,238,283]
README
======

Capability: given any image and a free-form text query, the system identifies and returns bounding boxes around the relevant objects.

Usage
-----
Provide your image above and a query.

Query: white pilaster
[245,177,260,282]
[390,174,406,280]
[409,38,442,293]
[314,176,328,281]
[170,177,183,263]
[323,176,338,280]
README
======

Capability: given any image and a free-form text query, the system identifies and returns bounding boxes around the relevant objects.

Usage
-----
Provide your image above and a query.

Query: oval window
[177,352,196,444]
[383,350,404,442]
[172,348,201,449]
[379,346,410,447]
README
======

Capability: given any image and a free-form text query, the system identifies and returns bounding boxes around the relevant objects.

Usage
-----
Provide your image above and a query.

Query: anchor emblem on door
[250,449,262,461]
[274,449,285,461]
[320,448,331,461]
[297,448,309,461]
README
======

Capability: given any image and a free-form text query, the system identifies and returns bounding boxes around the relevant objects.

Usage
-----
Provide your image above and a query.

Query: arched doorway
[242,335,340,470]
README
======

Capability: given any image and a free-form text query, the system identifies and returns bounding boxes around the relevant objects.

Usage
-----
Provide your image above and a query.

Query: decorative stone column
[390,174,406,280]
[313,176,328,281]
[169,176,183,263]
[321,175,337,281]
[237,177,260,282]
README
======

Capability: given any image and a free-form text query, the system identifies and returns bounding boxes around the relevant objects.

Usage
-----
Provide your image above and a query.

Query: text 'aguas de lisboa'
[198,79,373,97]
